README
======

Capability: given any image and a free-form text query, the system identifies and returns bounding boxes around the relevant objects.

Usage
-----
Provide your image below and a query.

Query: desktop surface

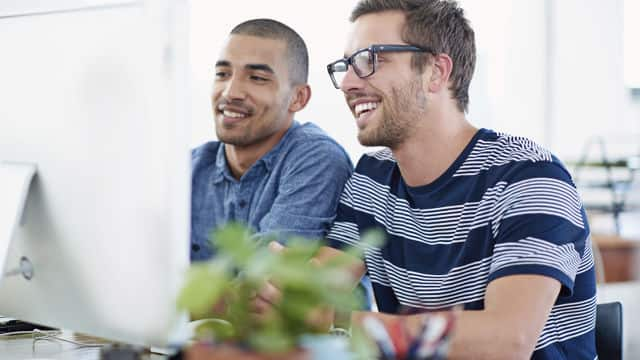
[0,330,169,360]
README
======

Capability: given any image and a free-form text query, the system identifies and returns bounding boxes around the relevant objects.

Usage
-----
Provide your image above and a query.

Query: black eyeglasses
[327,44,434,89]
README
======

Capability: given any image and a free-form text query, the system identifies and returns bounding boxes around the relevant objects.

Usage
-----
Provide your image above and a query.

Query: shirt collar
[212,121,300,183]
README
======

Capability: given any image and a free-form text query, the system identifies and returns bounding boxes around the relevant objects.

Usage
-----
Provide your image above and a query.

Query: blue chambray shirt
[190,121,353,261]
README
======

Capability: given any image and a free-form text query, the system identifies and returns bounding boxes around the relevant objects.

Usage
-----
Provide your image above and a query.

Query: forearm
[315,246,366,286]
[447,310,534,360]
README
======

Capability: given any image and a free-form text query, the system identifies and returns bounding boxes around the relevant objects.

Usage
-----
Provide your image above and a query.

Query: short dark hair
[351,0,476,113]
[231,19,309,86]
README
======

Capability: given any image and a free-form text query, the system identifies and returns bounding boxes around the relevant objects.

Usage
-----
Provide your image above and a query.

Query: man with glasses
[318,0,597,358]
[191,19,352,264]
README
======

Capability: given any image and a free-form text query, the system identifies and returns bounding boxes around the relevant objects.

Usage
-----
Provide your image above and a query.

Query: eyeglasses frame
[327,44,435,89]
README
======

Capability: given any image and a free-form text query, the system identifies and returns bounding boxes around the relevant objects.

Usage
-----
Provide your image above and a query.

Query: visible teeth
[223,110,247,118]
[355,102,379,116]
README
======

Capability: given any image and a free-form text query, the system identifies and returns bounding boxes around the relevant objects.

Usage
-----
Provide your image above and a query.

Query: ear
[426,53,454,93]
[288,84,311,113]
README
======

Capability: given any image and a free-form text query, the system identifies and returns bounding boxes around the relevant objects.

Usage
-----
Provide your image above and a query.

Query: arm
[445,274,560,360]
[320,243,560,360]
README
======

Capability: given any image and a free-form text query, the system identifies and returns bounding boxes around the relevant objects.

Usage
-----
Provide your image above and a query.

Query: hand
[249,242,285,323]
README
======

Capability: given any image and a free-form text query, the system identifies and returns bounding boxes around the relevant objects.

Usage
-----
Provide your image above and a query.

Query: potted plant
[177,223,377,359]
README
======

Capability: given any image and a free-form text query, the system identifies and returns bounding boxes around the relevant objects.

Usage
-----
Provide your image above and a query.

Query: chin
[357,131,379,147]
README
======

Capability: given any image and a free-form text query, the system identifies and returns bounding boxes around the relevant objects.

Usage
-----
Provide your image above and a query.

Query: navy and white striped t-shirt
[327,129,596,359]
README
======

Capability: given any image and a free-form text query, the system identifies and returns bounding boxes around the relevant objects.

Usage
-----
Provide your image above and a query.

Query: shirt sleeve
[325,174,363,251]
[255,138,353,242]
[488,161,590,297]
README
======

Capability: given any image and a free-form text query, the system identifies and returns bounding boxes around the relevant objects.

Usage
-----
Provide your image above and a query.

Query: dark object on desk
[100,344,144,360]
[596,301,623,360]
[0,319,57,333]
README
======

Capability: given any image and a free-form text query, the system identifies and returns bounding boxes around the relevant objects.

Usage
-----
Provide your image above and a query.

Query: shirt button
[191,244,200,252]
[239,200,247,208]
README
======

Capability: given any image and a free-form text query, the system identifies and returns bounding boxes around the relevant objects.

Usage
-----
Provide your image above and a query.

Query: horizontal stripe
[366,254,491,309]
[454,137,553,177]
[493,178,585,237]
[366,148,396,162]
[491,237,581,281]
[338,174,584,248]
[535,295,596,350]
[577,236,594,274]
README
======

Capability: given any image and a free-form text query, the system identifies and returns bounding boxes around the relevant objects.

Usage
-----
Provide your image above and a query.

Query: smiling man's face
[212,34,293,148]
[341,11,429,149]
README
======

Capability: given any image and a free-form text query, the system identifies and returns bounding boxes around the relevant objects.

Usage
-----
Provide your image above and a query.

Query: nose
[339,66,365,94]
[221,76,246,101]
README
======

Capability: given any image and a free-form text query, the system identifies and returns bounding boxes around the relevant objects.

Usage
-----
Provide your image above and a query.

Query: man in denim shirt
[191,19,353,261]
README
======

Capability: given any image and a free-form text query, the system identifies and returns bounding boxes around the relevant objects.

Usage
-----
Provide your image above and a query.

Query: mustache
[346,91,375,103]
[216,99,254,114]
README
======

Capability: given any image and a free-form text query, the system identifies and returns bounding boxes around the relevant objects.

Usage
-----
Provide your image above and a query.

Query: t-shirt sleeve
[488,161,590,298]
[326,174,363,252]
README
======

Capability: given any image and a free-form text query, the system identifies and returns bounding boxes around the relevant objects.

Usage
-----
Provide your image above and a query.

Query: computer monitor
[0,0,190,347]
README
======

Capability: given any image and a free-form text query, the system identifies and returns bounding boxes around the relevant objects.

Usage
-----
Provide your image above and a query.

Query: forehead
[218,34,288,70]
[344,11,407,55]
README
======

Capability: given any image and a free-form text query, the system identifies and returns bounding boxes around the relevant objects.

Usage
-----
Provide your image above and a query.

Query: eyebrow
[245,64,275,74]
[214,60,274,75]
[215,60,231,67]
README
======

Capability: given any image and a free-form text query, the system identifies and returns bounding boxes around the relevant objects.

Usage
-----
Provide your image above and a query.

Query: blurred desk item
[0,330,167,360]
[593,234,640,282]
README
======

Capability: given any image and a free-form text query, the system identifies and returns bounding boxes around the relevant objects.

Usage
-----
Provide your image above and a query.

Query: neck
[225,121,293,180]
[392,107,477,187]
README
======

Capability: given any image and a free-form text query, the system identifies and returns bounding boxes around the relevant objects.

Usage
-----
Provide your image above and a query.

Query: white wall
[461,0,548,145]
[550,0,632,160]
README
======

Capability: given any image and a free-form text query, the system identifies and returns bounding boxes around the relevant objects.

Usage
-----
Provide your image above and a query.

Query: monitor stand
[0,162,36,281]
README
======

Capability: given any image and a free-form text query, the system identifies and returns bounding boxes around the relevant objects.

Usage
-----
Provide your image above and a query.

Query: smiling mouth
[221,110,247,118]
[216,104,252,120]
[354,101,380,118]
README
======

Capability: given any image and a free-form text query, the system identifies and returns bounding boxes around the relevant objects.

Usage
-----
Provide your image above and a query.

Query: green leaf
[211,222,256,266]
[177,262,231,318]
[194,318,235,341]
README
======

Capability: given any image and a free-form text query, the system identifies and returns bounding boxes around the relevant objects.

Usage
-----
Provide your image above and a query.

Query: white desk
[0,330,168,360]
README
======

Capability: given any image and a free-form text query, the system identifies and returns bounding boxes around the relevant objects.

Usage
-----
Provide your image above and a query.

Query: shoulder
[354,148,396,174]
[287,122,339,145]
[283,122,352,164]
[458,130,572,182]
[191,141,221,169]
[477,130,553,164]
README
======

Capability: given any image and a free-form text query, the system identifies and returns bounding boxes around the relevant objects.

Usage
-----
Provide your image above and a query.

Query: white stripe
[336,174,584,249]
[366,256,492,309]
[326,221,361,248]
[455,136,553,177]
[577,236,595,275]
[364,247,391,286]
[492,178,585,237]
[491,237,582,281]
[535,295,597,350]
[366,148,396,162]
